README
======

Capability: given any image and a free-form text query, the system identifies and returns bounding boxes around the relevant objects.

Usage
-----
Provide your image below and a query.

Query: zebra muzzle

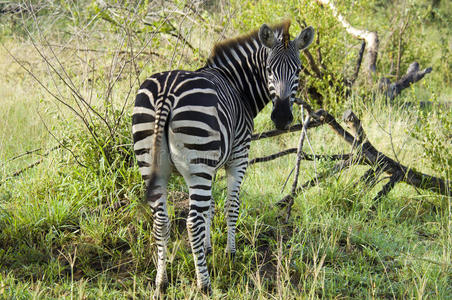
[271,98,293,130]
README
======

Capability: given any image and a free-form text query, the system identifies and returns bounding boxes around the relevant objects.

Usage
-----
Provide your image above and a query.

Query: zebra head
[259,23,315,130]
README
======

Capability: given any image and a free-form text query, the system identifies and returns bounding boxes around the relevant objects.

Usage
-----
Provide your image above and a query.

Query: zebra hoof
[200,284,212,295]
[155,281,169,295]
[226,251,236,262]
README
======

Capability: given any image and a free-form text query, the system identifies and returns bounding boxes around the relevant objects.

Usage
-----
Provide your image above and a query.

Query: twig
[143,19,198,53]
[0,145,62,186]
[316,32,326,71]
[1,159,43,185]
[46,44,162,58]
[3,148,43,163]
[37,111,87,169]
[395,18,410,80]
[277,105,312,222]
[249,148,297,164]
[290,108,311,195]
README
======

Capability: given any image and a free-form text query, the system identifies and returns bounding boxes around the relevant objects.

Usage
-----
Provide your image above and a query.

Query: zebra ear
[294,26,315,51]
[258,24,276,48]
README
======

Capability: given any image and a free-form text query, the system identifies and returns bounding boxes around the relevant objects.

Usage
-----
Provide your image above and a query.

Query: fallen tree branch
[373,173,402,202]
[251,117,324,141]
[249,149,354,165]
[379,62,433,101]
[274,108,450,219]
[359,166,386,189]
[342,110,450,196]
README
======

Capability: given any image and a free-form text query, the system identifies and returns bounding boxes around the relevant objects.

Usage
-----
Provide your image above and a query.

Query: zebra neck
[205,39,270,117]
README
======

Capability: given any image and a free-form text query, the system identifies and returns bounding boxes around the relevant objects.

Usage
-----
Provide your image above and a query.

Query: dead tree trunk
[315,0,432,98]
[316,0,379,77]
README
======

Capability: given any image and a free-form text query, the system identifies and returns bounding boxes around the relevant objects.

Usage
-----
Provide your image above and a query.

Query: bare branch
[303,49,323,78]
[249,149,354,165]
[251,119,323,141]
[45,44,162,58]
[249,148,297,164]
[348,41,366,86]
[290,108,311,193]
[0,145,62,186]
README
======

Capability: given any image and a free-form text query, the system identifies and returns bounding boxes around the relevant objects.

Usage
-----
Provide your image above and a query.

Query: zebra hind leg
[184,176,215,294]
[142,151,172,292]
[148,184,170,292]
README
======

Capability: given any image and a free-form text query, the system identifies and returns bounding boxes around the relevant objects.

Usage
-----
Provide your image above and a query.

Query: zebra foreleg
[204,199,215,255]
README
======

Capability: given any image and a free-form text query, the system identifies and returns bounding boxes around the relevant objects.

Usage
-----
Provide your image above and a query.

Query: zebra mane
[209,20,292,59]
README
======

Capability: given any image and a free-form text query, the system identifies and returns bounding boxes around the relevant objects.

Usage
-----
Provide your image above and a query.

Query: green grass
[0,0,451,298]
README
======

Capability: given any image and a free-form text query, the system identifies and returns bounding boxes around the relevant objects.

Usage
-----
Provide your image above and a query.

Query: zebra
[132,20,314,293]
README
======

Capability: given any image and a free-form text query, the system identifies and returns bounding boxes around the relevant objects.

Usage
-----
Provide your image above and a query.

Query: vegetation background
[0,0,451,298]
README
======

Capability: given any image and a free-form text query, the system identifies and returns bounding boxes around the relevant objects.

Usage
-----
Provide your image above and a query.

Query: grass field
[0,0,451,298]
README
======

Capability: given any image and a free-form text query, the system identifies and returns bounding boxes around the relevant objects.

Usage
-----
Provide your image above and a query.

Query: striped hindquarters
[132,71,226,185]
[132,76,159,184]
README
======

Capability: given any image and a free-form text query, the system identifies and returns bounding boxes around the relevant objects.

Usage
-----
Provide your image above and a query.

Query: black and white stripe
[132,21,314,293]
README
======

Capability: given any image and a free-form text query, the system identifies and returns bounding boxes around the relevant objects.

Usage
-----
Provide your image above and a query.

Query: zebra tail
[145,98,171,200]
